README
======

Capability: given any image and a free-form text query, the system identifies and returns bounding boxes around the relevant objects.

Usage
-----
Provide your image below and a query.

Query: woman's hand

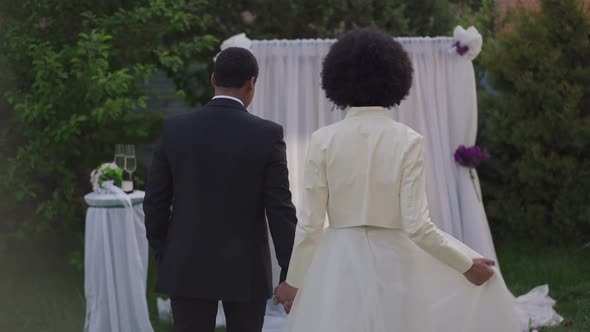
[463,258,495,286]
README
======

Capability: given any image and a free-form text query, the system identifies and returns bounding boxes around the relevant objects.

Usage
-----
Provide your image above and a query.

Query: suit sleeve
[286,133,328,288]
[400,137,473,274]
[143,127,173,261]
[263,125,298,283]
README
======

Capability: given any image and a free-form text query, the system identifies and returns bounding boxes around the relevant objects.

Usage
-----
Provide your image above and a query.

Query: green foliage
[0,0,216,233]
[457,0,502,41]
[240,0,411,38]
[479,0,590,242]
[205,0,457,40]
[97,165,124,188]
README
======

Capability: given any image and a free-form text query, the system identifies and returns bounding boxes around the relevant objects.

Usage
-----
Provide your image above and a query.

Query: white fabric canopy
[242,37,500,331]
[235,36,561,332]
[84,191,153,332]
[250,37,496,260]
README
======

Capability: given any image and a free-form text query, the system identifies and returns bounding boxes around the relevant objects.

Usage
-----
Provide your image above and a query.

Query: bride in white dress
[273,28,521,332]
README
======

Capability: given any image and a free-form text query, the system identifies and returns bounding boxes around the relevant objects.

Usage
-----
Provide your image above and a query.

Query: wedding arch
[243,28,497,268]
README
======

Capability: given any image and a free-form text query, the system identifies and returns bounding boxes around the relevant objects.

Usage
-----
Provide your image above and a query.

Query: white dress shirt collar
[212,95,245,107]
[345,106,387,118]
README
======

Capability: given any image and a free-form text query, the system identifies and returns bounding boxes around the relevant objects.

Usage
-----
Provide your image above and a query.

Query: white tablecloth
[83,190,154,332]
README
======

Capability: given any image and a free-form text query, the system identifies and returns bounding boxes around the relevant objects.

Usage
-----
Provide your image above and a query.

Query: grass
[496,239,590,331]
[0,232,85,332]
[0,231,587,332]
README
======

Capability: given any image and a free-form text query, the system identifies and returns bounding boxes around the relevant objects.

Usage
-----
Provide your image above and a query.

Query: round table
[83,190,154,332]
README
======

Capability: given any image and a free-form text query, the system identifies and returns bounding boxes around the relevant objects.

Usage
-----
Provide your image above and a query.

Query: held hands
[273,282,298,313]
[463,258,496,286]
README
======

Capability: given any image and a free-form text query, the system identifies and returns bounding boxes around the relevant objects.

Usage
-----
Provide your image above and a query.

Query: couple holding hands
[144,28,521,332]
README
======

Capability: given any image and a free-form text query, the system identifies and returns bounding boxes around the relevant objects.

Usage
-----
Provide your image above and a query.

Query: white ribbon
[101,180,132,208]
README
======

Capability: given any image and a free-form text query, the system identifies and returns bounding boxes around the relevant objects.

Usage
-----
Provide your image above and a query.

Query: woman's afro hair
[321,28,414,108]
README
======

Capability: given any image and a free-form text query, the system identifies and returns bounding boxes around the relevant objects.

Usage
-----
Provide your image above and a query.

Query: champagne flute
[123,145,137,193]
[114,144,125,168]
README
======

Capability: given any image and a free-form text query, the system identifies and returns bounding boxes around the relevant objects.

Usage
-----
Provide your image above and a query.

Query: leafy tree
[0,0,216,233]
[479,0,590,242]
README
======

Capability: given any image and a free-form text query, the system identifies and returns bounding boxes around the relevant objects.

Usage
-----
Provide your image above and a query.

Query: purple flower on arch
[454,145,490,168]
[452,41,470,56]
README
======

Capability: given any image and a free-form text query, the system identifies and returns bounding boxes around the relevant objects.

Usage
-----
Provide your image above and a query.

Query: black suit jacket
[144,98,297,301]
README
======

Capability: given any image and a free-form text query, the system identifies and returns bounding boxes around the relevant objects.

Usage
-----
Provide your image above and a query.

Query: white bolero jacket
[286,106,474,288]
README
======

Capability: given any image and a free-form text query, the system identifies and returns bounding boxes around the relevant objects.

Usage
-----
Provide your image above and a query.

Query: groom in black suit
[144,47,297,332]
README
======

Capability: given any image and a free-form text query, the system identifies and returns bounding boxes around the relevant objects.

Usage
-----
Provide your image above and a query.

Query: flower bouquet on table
[454,145,490,201]
[90,162,123,193]
[90,162,134,207]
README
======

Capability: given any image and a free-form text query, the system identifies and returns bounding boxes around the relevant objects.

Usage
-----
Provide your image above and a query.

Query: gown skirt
[284,226,521,332]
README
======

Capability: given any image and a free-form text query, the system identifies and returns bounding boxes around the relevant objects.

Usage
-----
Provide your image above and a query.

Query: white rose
[214,33,252,61]
[450,25,483,60]
[220,33,252,51]
[90,168,102,193]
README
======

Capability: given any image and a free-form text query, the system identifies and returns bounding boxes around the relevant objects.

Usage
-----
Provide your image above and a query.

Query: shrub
[479,0,590,242]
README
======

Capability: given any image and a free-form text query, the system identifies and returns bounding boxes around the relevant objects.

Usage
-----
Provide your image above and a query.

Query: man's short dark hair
[214,47,259,88]
[321,28,414,108]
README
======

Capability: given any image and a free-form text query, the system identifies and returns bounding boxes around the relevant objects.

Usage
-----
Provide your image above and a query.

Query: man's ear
[248,76,256,90]
[211,73,216,87]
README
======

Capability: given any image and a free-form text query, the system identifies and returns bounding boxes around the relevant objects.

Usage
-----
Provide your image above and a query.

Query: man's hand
[463,258,495,286]
[274,282,298,313]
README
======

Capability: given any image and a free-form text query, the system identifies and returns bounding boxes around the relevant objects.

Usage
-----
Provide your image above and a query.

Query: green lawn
[0,232,85,332]
[496,239,590,331]
[0,232,587,332]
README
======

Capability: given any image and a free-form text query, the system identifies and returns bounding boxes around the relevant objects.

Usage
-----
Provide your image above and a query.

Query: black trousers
[171,297,267,332]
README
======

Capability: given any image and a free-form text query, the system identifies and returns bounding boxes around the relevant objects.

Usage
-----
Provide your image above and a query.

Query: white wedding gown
[284,226,521,332]
[279,108,545,332]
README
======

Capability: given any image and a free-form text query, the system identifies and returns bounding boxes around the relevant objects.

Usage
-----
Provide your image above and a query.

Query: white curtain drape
[243,37,561,332]
[246,38,499,331]
[250,38,496,262]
